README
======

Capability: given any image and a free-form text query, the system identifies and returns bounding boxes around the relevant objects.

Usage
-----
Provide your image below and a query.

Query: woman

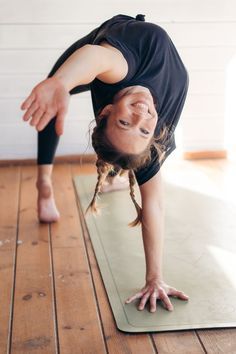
[20,13,189,313]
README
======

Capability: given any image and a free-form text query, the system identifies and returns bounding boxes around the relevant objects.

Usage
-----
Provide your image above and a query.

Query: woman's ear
[99,104,113,117]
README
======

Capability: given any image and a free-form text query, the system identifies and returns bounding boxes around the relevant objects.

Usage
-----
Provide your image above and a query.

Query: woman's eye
[119,120,149,135]
[119,120,129,126]
[140,129,150,135]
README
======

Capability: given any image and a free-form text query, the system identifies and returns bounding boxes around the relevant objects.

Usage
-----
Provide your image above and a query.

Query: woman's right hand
[125,278,189,313]
[20,76,70,135]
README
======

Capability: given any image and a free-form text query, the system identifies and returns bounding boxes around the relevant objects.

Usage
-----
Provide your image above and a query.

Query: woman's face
[100,86,158,154]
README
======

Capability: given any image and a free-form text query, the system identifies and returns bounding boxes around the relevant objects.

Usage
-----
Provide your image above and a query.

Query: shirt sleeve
[93,34,138,84]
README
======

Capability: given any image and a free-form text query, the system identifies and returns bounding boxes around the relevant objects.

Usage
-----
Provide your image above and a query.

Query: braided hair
[85,158,112,216]
[85,159,142,227]
[85,114,169,228]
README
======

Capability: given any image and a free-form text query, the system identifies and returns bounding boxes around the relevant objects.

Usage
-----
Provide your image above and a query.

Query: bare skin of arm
[125,171,189,312]
[52,43,128,90]
[20,43,128,135]
[140,170,165,280]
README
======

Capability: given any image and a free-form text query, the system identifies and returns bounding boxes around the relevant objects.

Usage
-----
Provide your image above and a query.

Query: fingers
[55,106,67,136]
[168,288,189,300]
[149,291,157,312]
[158,287,173,311]
[23,104,66,135]
[125,288,175,313]
[21,79,69,136]
[21,92,36,110]
[137,289,173,312]
[30,107,45,127]
[149,288,173,312]
[125,291,145,304]
[22,101,39,121]
[125,285,189,313]
[138,292,150,311]
[36,112,54,131]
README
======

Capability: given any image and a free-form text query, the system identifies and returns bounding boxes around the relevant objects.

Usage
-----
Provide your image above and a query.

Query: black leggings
[37,26,101,165]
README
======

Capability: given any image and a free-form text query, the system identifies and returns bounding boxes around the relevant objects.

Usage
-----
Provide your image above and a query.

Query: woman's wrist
[146,271,163,282]
[52,74,71,92]
[145,255,163,282]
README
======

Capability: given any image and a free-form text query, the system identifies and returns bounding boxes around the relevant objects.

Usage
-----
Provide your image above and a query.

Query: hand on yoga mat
[20,76,70,135]
[125,279,189,313]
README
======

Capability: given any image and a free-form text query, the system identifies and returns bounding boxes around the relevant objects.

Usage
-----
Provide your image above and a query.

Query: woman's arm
[125,170,189,313]
[139,170,165,281]
[53,44,126,91]
[21,43,126,134]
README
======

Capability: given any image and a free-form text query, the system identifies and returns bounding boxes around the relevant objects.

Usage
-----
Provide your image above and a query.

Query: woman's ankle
[37,175,52,183]
[36,177,53,199]
[37,164,53,182]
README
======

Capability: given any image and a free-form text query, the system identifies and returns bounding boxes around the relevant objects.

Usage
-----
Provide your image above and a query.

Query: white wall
[0,0,236,160]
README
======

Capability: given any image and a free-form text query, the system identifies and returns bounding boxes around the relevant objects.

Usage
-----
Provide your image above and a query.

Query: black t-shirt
[89,13,189,185]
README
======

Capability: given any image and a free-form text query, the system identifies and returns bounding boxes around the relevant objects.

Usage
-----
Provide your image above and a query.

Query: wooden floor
[0,157,236,354]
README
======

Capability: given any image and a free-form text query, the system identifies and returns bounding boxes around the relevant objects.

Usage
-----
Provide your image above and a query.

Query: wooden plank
[0,124,36,146]
[182,120,224,144]
[0,46,235,75]
[189,71,225,95]
[71,163,158,354]
[11,165,57,353]
[50,164,106,353]
[0,116,95,160]
[181,116,226,153]
[1,23,236,49]
[0,71,226,98]
[0,75,90,99]
[0,144,95,161]
[183,95,225,118]
[163,22,236,47]
[0,122,94,146]
[152,331,205,353]
[1,97,93,123]
[0,154,96,167]
[183,151,227,160]
[181,115,225,152]
[178,46,236,71]
[0,24,95,49]
[0,166,20,354]
[197,329,236,353]
[1,94,225,123]
[1,1,236,23]
[182,144,226,154]
[0,144,36,161]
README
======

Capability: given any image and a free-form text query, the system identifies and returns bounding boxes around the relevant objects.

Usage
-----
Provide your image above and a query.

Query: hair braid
[128,169,142,227]
[85,158,111,216]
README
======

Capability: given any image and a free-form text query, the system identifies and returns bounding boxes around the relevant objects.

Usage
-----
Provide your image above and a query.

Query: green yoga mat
[73,174,236,333]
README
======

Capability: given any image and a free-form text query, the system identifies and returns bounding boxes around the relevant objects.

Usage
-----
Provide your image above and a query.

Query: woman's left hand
[125,278,189,313]
[20,76,70,135]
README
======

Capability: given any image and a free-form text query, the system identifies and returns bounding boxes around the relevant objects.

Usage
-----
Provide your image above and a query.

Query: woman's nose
[132,111,150,121]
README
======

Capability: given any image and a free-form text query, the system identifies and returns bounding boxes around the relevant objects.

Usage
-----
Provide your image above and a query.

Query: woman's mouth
[132,101,150,113]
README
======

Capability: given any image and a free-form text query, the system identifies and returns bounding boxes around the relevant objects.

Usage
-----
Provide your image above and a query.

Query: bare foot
[36,178,60,223]
[100,173,130,193]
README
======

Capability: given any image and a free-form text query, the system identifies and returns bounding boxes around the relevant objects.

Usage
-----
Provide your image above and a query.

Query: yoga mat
[73,174,236,333]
